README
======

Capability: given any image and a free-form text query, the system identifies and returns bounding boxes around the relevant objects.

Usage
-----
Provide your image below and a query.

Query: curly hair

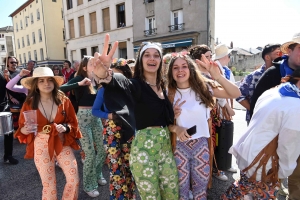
[133,42,164,90]
[188,45,211,60]
[167,55,215,108]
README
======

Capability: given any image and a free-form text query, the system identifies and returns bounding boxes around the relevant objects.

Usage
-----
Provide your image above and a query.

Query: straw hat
[212,44,233,60]
[21,67,64,89]
[280,33,300,54]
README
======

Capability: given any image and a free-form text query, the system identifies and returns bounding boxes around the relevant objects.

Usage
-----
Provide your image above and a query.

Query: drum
[0,112,13,136]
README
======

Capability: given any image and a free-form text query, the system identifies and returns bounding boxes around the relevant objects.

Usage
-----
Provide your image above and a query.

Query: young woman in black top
[91,34,179,199]
[60,56,106,198]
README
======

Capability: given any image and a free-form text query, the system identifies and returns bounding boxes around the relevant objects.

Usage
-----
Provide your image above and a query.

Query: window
[16,23,18,32]
[27,35,30,46]
[31,13,34,24]
[69,19,75,38]
[116,3,126,28]
[66,0,73,10]
[52,0,56,2]
[17,39,20,49]
[32,32,36,44]
[25,17,28,27]
[102,8,110,31]
[23,53,26,64]
[40,48,44,60]
[64,47,67,59]
[80,48,87,59]
[63,29,65,40]
[38,29,42,42]
[36,0,38,3]
[91,46,98,55]
[78,16,85,36]
[144,0,154,3]
[28,51,31,60]
[19,55,22,64]
[22,37,25,47]
[78,0,83,6]
[37,9,40,20]
[34,50,37,61]
[90,12,97,34]
[1,45,5,51]
[20,20,23,29]
[145,17,156,35]
[119,42,127,58]
[171,10,183,31]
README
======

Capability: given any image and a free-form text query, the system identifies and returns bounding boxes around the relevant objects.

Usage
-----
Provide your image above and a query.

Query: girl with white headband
[91,34,179,199]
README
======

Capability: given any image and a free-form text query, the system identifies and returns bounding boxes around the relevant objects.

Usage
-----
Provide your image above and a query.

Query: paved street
[0,101,286,199]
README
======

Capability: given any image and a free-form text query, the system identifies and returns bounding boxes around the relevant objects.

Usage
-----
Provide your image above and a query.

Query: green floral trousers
[129,127,179,200]
[77,108,106,192]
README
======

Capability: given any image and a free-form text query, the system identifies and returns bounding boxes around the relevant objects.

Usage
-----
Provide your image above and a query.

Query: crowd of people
[0,32,300,200]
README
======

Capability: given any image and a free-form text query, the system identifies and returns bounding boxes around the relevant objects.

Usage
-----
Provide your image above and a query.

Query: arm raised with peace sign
[91,34,119,82]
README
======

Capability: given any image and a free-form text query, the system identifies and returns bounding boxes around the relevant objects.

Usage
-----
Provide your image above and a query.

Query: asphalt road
[0,101,287,199]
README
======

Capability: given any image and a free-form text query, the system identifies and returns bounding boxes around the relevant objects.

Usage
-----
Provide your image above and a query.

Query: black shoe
[3,156,19,165]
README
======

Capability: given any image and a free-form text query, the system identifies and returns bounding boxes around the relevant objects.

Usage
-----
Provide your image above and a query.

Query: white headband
[139,43,162,60]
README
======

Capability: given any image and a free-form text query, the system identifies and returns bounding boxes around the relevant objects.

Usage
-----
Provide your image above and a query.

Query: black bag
[214,119,234,171]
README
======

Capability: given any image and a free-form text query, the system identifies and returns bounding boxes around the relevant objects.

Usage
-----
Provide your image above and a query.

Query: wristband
[62,123,70,133]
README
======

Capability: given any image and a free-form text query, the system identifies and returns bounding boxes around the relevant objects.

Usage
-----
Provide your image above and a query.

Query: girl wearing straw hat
[14,67,82,200]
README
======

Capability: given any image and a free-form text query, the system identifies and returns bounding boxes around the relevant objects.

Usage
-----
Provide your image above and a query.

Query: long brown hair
[133,42,164,90]
[167,55,215,108]
[75,56,96,94]
[25,77,65,109]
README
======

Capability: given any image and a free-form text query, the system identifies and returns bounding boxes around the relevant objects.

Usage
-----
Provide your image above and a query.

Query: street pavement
[0,101,287,199]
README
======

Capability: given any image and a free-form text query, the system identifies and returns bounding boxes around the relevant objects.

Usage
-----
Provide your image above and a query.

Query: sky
[0,0,300,50]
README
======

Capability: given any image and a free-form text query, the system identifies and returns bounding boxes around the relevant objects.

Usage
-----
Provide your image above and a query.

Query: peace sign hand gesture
[91,34,118,80]
[196,54,222,81]
[173,99,186,119]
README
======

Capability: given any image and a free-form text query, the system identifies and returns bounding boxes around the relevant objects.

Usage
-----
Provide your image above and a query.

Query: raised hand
[196,54,222,80]
[19,69,31,77]
[3,69,10,81]
[91,34,118,79]
[78,77,92,86]
[173,98,186,119]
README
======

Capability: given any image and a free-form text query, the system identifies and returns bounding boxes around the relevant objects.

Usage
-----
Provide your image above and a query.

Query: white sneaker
[189,190,193,200]
[213,171,228,181]
[227,167,237,173]
[85,189,100,197]
[98,177,107,186]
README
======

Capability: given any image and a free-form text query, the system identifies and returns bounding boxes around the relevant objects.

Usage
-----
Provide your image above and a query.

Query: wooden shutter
[79,16,85,36]
[103,8,110,31]
[69,19,75,38]
[90,12,97,34]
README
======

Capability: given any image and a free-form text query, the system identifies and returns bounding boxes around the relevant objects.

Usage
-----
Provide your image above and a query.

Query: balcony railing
[144,28,157,36]
[169,23,185,32]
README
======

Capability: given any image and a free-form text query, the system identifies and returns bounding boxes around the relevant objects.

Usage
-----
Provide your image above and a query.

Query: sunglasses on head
[10,62,18,64]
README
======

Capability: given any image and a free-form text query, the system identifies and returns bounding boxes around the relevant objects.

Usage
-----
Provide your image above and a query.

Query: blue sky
[1,0,300,49]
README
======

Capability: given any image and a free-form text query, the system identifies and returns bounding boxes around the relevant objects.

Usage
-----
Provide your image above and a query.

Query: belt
[78,106,92,109]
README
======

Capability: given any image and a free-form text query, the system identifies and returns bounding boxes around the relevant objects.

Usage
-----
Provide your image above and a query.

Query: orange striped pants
[34,133,79,200]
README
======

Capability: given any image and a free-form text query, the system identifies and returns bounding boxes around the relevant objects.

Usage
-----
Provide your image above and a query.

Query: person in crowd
[62,60,74,83]
[91,34,179,199]
[249,33,300,200]
[2,56,24,165]
[167,52,241,199]
[92,58,136,200]
[14,67,82,200]
[213,44,237,173]
[236,44,281,125]
[69,60,80,81]
[6,69,30,95]
[26,60,35,76]
[222,69,300,200]
[188,44,234,185]
[60,56,107,198]
[126,58,136,73]
[52,65,63,77]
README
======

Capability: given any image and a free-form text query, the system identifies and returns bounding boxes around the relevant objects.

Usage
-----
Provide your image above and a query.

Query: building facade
[132,0,215,54]
[0,26,15,69]
[63,0,134,62]
[9,0,66,68]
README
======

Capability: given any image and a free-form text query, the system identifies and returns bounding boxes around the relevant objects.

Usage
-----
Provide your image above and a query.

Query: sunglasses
[10,62,18,64]
[53,69,59,70]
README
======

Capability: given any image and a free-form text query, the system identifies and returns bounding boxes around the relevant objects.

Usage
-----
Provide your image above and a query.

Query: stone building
[0,26,15,69]
[9,0,66,68]
[63,0,134,61]
[132,0,215,54]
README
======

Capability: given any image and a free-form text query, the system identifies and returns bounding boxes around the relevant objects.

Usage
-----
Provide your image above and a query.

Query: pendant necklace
[146,81,157,87]
[40,99,54,134]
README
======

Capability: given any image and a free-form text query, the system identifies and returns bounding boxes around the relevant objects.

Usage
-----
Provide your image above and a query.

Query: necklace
[40,99,54,134]
[146,81,157,87]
